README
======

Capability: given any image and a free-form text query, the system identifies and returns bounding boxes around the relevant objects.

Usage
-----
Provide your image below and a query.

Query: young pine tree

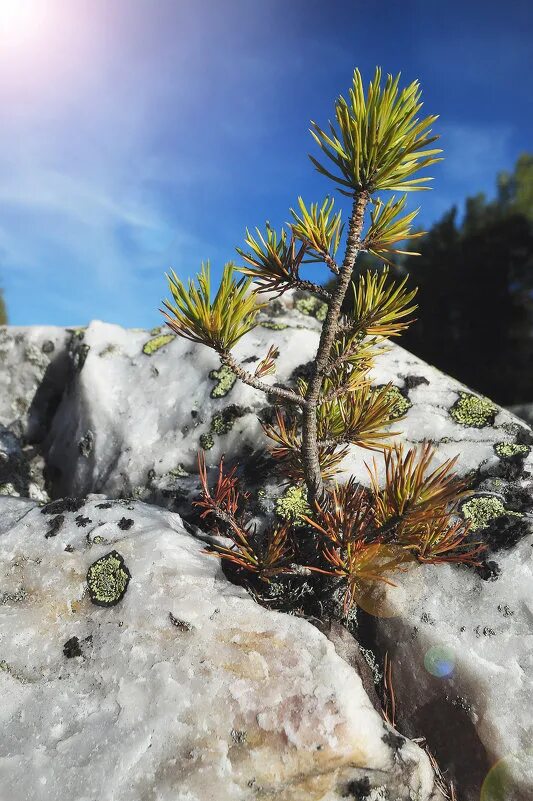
[161,69,483,613]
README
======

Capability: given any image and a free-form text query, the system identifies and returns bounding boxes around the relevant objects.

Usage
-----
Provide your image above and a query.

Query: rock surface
[0,495,442,801]
[1,295,533,800]
[4,297,533,514]
[364,532,533,801]
[507,402,533,428]
[0,325,70,441]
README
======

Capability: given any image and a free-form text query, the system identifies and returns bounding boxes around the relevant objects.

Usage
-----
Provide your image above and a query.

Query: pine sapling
[161,68,484,614]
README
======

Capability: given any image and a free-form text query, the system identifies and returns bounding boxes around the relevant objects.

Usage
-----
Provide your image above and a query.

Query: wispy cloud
[0,0,530,325]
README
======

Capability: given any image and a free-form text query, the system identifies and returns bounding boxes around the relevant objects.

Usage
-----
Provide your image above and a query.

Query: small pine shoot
[161,68,481,615]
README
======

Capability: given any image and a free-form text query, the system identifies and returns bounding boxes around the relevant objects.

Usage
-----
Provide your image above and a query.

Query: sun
[0,0,48,49]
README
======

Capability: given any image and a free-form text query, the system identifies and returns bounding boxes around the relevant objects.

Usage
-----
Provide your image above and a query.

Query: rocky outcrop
[1,296,533,800]
[0,495,443,801]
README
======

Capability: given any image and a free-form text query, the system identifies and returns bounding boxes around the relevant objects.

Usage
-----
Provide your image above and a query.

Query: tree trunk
[301,191,369,504]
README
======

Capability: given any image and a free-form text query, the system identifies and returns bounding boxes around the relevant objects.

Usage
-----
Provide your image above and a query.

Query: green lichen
[142,333,175,355]
[199,433,215,450]
[209,365,237,398]
[86,551,131,607]
[0,483,18,497]
[295,296,328,322]
[209,407,245,436]
[211,413,232,435]
[168,464,189,478]
[378,385,412,420]
[494,442,530,459]
[460,496,522,531]
[449,392,497,428]
[275,485,311,525]
[260,321,288,331]
[150,326,162,336]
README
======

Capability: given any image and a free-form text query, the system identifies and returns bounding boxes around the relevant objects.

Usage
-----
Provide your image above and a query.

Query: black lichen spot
[342,776,371,799]
[75,515,92,528]
[117,517,134,531]
[86,551,131,607]
[403,374,430,390]
[382,731,405,750]
[42,340,55,354]
[420,612,435,625]
[41,497,85,515]
[290,360,314,385]
[483,513,530,551]
[475,560,501,581]
[63,636,83,658]
[45,514,65,538]
[210,404,249,436]
[169,612,192,631]
[242,355,259,363]
[95,502,113,509]
[88,533,107,545]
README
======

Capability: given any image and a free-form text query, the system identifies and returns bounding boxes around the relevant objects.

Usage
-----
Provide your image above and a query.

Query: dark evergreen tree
[386,155,533,405]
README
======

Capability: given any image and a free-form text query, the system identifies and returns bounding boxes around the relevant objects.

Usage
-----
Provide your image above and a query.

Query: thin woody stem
[293,279,332,301]
[318,374,368,405]
[301,191,370,503]
[323,253,340,274]
[219,351,304,406]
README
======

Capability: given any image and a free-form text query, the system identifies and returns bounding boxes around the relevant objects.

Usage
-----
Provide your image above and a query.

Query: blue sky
[1,0,531,327]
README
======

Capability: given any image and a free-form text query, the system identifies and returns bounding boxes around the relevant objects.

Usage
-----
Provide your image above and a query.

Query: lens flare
[423,644,455,677]
[480,752,533,801]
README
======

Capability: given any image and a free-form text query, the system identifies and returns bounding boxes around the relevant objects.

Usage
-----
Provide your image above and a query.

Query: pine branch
[219,351,304,406]
[293,280,332,301]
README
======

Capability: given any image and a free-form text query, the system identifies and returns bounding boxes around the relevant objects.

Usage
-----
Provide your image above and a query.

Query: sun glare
[0,0,48,49]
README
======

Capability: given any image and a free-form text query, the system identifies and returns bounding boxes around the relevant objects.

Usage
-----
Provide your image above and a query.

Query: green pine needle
[162,261,264,351]
[310,67,442,194]
[289,196,343,263]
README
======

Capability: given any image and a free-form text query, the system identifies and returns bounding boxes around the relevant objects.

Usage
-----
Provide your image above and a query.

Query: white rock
[0,325,70,438]
[0,495,442,801]
[369,531,533,801]
[15,295,529,505]
[1,295,532,801]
